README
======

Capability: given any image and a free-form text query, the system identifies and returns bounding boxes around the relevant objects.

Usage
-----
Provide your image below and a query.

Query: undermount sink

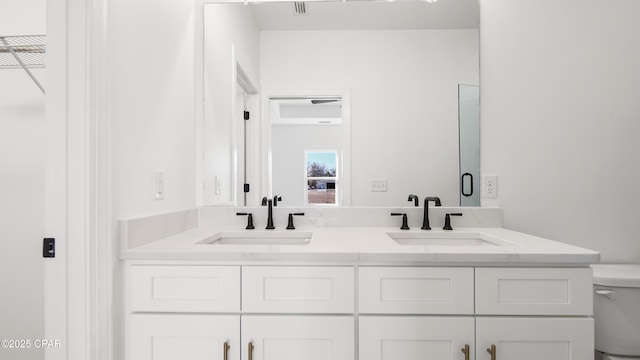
[387,231,515,247]
[198,231,312,245]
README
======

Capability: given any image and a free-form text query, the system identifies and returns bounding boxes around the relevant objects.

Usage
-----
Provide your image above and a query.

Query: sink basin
[387,231,514,247]
[198,231,312,245]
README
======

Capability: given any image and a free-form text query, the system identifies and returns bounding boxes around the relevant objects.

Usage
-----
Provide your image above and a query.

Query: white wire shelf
[0,35,46,93]
[0,35,45,69]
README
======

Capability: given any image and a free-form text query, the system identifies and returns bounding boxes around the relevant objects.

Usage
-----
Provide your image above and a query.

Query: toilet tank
[592,265,640,356]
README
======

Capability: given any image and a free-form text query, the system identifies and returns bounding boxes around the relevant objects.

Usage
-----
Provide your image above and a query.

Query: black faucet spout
[408,194,419,207]
[421,196,442,230]
[262,198,275,229]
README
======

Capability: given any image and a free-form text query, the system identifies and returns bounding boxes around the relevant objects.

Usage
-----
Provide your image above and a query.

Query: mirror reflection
[200,0,480,207]
[271,97,346,206]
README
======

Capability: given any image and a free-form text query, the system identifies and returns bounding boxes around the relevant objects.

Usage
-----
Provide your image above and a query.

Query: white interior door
[0,48,46,360]
[0,2,46,360]
[236,84,247,206]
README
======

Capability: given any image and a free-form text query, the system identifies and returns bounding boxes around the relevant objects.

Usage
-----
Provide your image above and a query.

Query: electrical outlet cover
[483,175,497,199]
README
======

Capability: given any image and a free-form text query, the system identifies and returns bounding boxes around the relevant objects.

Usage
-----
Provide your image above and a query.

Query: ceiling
[249,0,479,31]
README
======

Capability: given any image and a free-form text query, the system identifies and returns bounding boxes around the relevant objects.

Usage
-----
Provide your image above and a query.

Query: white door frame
[45,0,111,359]
[261,89,352,206]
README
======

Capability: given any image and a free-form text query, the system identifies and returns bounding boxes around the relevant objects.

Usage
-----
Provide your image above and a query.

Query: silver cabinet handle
[596,289,617,300]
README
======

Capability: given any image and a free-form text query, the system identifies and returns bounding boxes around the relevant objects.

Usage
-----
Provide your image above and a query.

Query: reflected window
[305,151,338,205]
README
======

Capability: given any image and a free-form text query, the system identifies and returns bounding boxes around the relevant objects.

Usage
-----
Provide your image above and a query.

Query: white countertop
[121,226,600,265]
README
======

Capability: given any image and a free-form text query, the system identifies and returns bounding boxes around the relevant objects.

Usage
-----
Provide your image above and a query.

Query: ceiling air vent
[293,2,308,16]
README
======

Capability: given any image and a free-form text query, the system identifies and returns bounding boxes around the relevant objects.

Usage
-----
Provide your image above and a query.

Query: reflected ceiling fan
[310,99,340,105]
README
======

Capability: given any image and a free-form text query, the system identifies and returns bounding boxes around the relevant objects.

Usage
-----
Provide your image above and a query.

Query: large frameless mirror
[199,0,480,207]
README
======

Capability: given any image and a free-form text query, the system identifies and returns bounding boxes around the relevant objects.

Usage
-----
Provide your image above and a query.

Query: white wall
[0,1,46,359]
[481,0,640,263]
[261,30,479,206]
[110,0,196,220]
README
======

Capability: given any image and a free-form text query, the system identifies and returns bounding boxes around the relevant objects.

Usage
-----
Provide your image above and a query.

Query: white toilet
[592,264,640,360]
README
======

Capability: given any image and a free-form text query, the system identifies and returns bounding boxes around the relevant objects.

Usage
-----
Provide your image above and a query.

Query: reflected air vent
[293,2,308,16]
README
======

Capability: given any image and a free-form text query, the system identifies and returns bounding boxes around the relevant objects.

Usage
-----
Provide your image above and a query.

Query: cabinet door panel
[127,314,239,360]
[476,317,593,360]
[360,316,475,360]
[242,266,354,313]
[475,268,592,315]
[359,267,474,314]
[129,265,240,313]
[241,316,354,360]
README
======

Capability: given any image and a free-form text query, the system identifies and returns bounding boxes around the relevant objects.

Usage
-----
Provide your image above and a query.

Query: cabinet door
[476,317,594,360]
[127,314,240,360]
[359,316,475,360]
[241,316,354,360]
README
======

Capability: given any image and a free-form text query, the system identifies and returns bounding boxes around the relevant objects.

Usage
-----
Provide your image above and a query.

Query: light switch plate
[154,171,165,200]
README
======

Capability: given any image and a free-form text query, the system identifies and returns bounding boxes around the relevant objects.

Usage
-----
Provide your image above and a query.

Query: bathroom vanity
[119,208,599,360]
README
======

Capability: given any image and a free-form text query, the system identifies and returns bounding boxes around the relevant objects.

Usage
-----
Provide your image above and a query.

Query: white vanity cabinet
[357,266,594,360]
[125,264,355,360]
[124,263,593,360]
[358,267,475,360]
[126,265,242,360]
[474,267,594,360]
[240,266,355,360]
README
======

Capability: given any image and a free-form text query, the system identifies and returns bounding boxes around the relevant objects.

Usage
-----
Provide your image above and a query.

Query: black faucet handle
[391,213,410,230]
[286,212,305,230]
[261,197,268,206]
[236,212,255,230]
[273,195,283,206]
[408,194,419,207]
[443,213,463,230]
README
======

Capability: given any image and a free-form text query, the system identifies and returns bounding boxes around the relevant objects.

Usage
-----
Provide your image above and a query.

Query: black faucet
[236,212,255,229]
[391,213,410,230]
[421,196,442,230]
[286,213,305,230]
[443,213,463,230]
[261,197,276,229]
[273,194,282,206]
[408,194,419,207]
